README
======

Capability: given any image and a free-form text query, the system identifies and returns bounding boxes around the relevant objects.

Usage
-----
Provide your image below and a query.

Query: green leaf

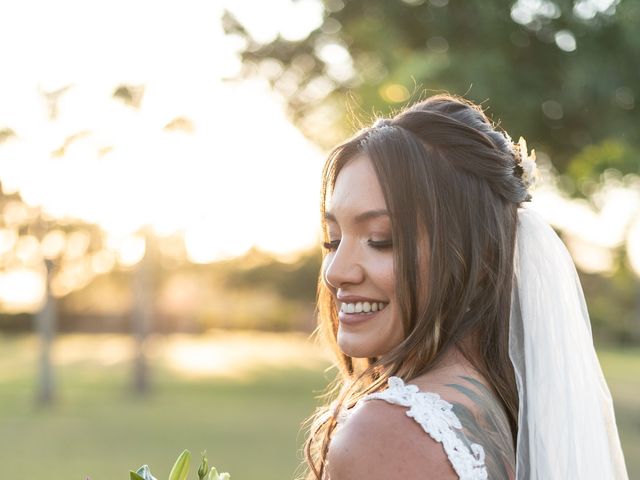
[168,450,191,480]
[198,451,209,480]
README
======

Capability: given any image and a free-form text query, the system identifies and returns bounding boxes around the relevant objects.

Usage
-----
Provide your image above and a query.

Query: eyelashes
[322,240,340,251]
[322,239,393,251]
[368,239,393,250]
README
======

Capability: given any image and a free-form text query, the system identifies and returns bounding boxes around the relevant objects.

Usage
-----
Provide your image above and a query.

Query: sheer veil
[509,205,629,479]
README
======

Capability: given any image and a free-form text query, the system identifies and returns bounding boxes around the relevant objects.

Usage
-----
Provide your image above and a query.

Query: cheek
[372,256,395,298]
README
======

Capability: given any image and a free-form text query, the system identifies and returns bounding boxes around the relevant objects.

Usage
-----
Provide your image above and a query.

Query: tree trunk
[35,259,56,406]
[132,230,155,395]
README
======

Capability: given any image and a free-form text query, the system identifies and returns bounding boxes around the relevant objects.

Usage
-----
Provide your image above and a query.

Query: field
[0,332,637,479]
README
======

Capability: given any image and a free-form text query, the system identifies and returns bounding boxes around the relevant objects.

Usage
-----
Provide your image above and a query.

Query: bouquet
[129,450,230,480]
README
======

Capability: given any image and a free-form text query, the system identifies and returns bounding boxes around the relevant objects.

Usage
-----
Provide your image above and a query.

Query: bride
[301,94,628,479]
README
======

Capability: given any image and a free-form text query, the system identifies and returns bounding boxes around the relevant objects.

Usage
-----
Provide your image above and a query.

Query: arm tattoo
[445,376,516,480]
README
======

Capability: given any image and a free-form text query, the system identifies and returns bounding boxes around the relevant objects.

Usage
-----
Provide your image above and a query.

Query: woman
[301,94,628,479]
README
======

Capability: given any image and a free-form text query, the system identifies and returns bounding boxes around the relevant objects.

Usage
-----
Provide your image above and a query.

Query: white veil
[509,205,629,479]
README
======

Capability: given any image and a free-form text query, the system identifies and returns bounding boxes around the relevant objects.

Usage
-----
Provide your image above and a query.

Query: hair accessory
[513,137,540,190]
[360,119,398,148]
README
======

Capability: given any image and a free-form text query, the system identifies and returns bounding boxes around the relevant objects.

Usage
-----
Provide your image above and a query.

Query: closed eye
[368,239,392,250]
[322,240,340,251]
[322,239,392,251]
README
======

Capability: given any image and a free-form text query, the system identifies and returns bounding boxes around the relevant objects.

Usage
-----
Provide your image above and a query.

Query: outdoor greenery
[0,333,637,478]
[0,333,331,480]
[228,0,640,176]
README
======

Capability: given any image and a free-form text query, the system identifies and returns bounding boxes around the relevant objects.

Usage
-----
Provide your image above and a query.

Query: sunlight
[3,0,636,313]
[0,228,17,255]
[41,230,66,259]
[162,330,330,378]
[628,217,640,276]
[530,177,640,274]
[90,249,117,275]
[0,268,45,312]
[0,0,325,266]
[533,188,617,247]
[15,235,42,266]
[112,234,146,268]
[226,0,324,43]
[184,222,253,264]
[27,332,331,378]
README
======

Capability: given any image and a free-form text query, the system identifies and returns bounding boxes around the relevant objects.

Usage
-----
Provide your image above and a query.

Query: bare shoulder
[327,398,458,480]
[412,369,517,480]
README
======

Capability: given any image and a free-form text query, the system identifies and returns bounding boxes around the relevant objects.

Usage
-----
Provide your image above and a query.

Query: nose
[323,241,364,289]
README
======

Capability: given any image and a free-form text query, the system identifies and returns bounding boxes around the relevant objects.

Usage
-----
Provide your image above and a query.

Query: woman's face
[323,154,405,358]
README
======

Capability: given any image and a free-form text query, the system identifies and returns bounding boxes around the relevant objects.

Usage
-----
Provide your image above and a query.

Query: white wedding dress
[336,376,491,480]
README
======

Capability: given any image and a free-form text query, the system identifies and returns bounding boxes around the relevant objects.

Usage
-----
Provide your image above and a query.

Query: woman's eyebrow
[324,209,390,224]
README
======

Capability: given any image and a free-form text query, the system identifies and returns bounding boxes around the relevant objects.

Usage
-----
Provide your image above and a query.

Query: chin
[339,345,375,359]
[337,334,390,359]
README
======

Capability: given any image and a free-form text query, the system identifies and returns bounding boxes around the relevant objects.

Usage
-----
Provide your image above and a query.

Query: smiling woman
[300,94,628,480]
[322,157,400,359]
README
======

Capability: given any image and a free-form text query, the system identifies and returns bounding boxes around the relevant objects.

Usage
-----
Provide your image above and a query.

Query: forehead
[326,154,387,220]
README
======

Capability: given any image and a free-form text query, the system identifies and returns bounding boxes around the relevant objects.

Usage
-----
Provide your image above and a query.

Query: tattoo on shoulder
[445,376,516,480]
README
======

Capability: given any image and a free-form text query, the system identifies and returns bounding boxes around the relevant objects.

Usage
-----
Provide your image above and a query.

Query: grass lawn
[597,347,640,478]
[0,332,637,479]
[0,332,333,480]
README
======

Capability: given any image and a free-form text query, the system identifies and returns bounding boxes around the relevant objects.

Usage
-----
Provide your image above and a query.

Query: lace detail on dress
[338,376,487,480]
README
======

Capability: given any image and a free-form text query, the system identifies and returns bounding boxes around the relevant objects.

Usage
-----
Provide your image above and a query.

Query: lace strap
[360,376,488,480]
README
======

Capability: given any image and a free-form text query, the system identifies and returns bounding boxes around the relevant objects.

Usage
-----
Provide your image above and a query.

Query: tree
[131,227,156,395]
[226,0,640,178]
[0,185,109,406]
[0,83,152,404]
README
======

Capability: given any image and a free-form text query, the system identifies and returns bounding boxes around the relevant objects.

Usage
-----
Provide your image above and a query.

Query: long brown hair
[300,94,529,480]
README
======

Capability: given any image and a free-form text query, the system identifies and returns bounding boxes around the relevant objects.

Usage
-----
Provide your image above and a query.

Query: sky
[0,0,326,263]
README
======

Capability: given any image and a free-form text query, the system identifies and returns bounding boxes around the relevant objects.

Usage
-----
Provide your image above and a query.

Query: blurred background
[0,0,638,478]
